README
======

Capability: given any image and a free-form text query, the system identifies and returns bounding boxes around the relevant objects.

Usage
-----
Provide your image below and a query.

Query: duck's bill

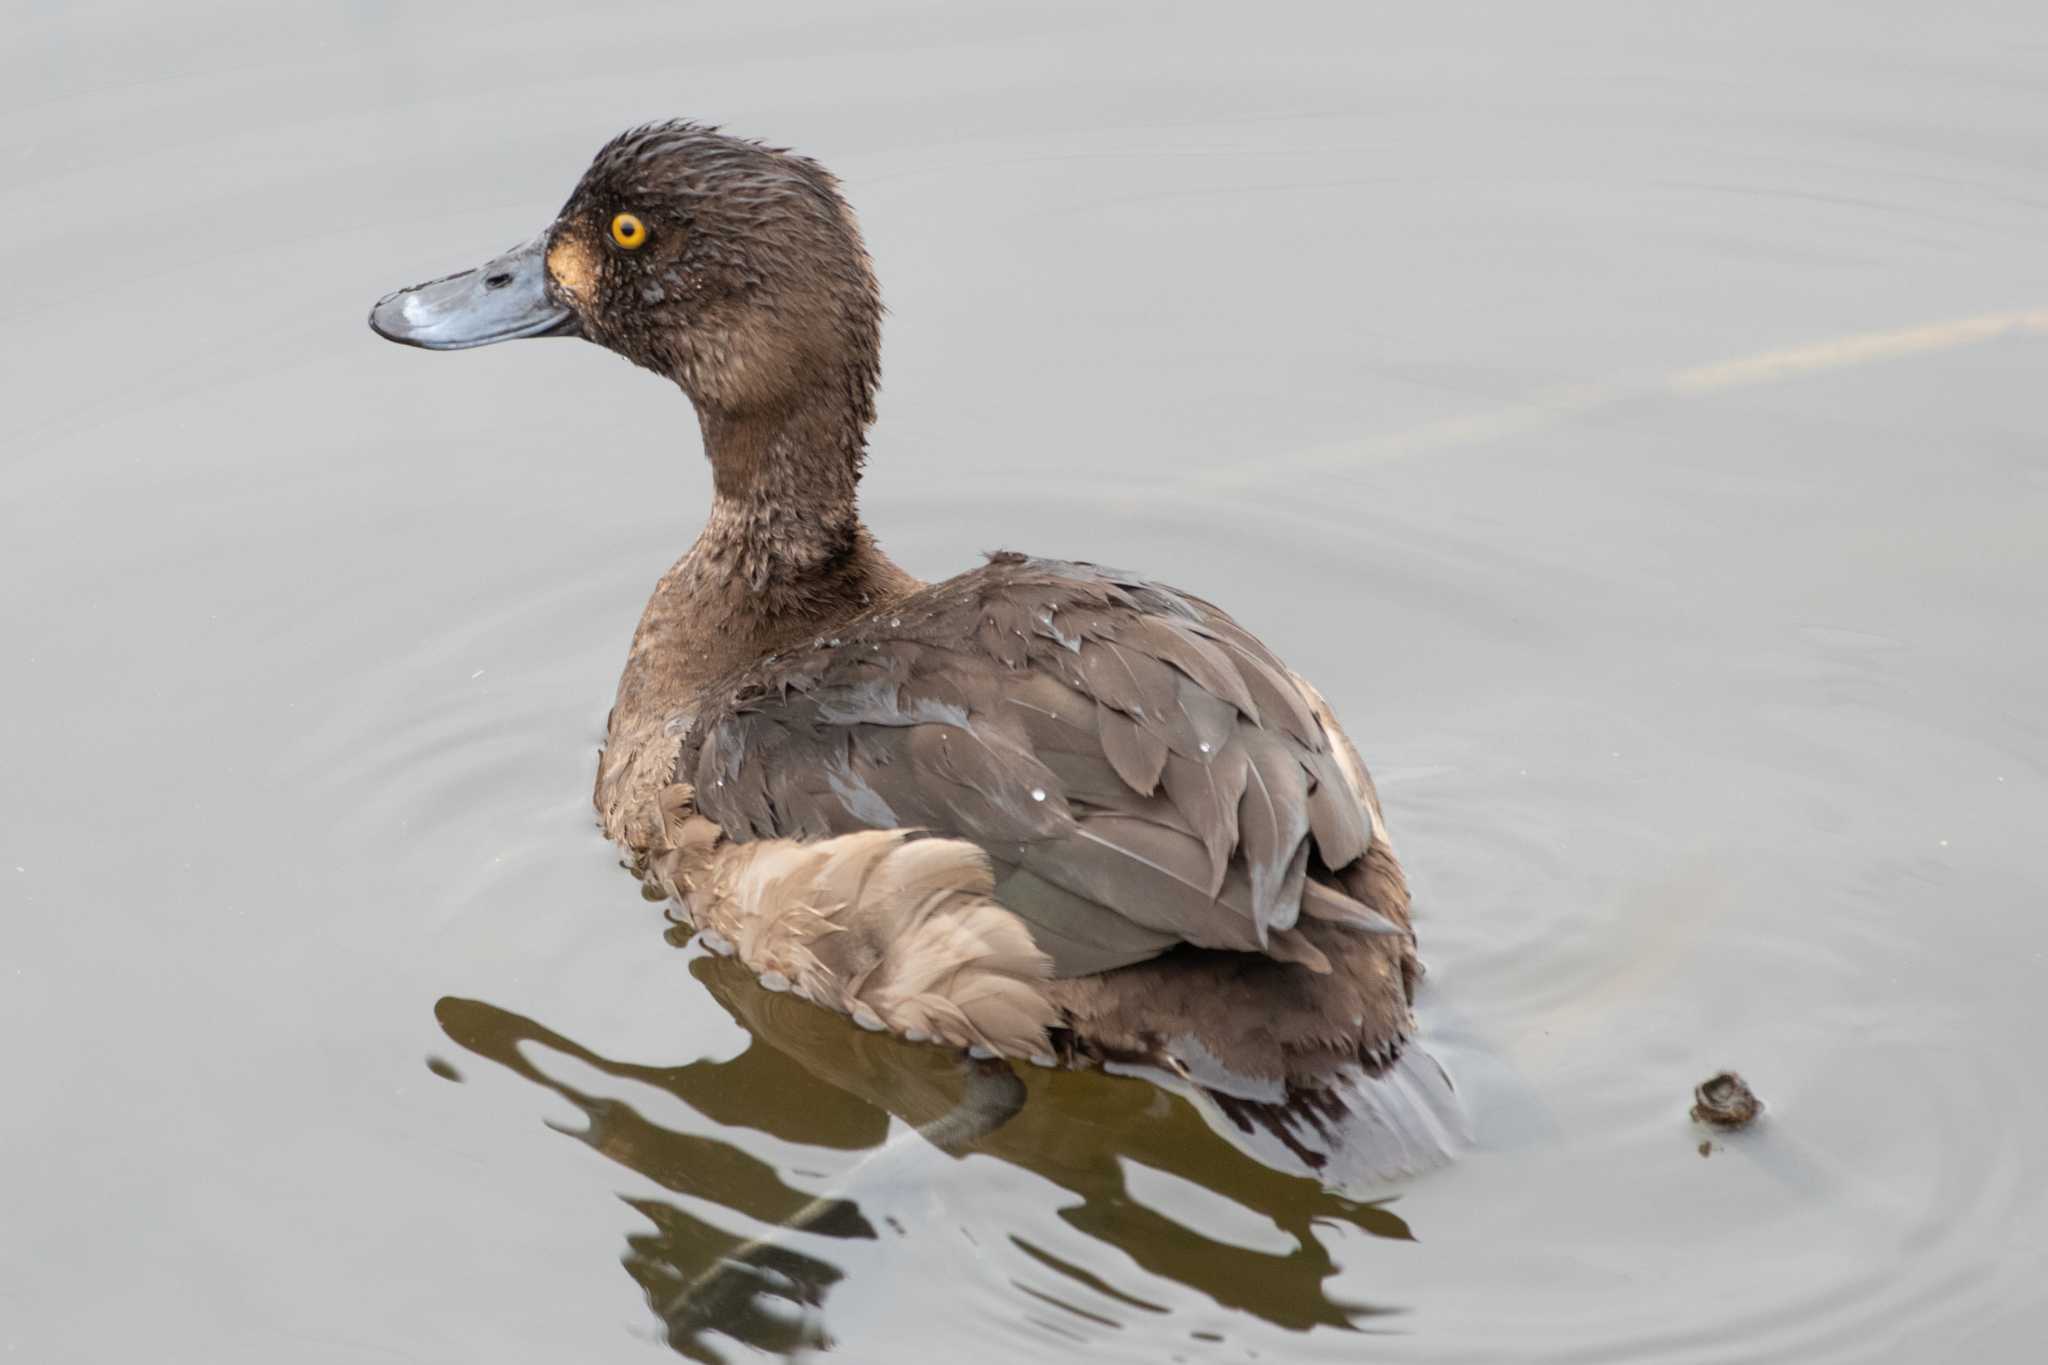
[368,233,581,350]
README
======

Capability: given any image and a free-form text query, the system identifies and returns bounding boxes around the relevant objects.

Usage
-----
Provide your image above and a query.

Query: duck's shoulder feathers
[677,554,1400,978]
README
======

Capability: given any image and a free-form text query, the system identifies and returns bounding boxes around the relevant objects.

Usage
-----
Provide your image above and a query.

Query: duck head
[370,122,882,429]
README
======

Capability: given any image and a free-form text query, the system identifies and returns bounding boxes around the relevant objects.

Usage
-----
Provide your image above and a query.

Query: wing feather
[678,555,1402,980]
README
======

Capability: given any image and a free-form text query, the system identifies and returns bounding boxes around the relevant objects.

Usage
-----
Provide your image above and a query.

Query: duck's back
[630,554,1461,1180]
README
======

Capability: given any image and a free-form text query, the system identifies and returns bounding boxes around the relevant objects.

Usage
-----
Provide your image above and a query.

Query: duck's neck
[696,397,869,597]
[609,390,921,735]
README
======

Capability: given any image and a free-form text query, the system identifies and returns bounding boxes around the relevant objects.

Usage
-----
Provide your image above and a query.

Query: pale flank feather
[653,803,1057,1058]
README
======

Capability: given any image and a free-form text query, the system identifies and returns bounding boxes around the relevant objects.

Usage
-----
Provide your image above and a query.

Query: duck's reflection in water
[436,954,1415,1359]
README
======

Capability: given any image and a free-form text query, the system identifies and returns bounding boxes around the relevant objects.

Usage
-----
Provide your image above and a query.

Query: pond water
[5,2,2046,1360]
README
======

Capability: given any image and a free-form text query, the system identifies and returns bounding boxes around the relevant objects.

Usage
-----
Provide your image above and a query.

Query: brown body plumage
[373,121,1459,1181]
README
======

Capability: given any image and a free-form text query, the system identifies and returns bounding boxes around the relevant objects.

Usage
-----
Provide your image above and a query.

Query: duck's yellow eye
[610,213,647,249]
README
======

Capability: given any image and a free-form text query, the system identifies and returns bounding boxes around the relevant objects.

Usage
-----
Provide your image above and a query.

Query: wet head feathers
[546,121,881,420]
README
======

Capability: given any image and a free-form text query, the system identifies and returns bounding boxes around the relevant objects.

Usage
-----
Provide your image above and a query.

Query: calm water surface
[5,2,2046,1360]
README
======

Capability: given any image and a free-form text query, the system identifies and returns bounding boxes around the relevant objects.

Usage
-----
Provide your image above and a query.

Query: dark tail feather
[1125,1041,1467,1189]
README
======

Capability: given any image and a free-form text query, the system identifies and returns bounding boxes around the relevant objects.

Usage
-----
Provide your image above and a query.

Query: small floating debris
[425,1055,464,1083]
[1691,1071,1763,1129]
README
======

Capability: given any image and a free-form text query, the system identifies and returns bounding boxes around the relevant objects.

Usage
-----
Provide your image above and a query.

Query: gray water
[6,2,2047,1360]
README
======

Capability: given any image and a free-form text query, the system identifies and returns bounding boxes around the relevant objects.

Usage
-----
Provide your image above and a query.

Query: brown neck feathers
[607,386,920,736]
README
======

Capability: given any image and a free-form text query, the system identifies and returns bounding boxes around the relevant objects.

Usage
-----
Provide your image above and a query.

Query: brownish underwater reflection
[436,955,1415,1358]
